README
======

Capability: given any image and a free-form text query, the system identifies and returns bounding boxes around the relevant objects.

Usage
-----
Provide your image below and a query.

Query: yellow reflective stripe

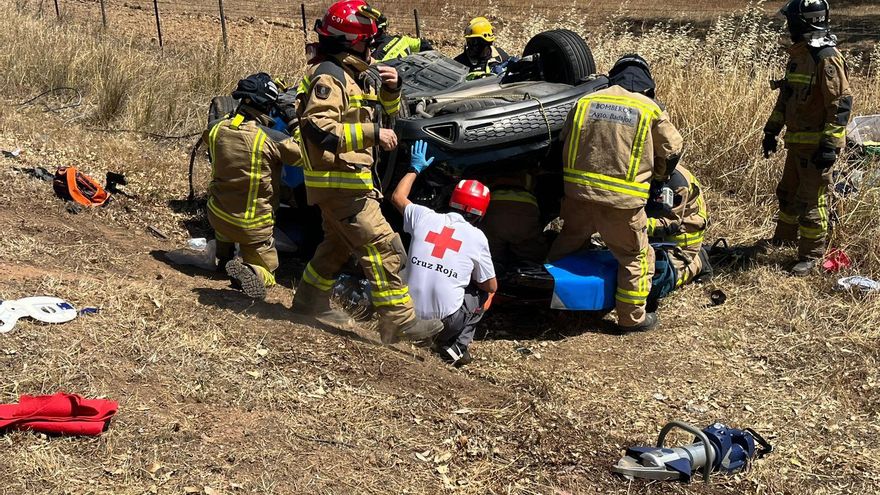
[563,169,650,199]
[818,184,828,231]
[355,123,364,149]
[343,124,356,152]
[364,244,388,290]
[349,94,380,109]
[668,231,705,248]
[492,190,538,207]
[616,283,649,305]
[823,123,846,140]
[785,72,813,85]
[640,247,650,294]
[784,131,822,144]
[567,99,590,168]
[381,95,401,114]
[692,179,708,221]
[778,211,799,225]
[646,217,657,236]
[245,130,267,220]
[627,112,653,182]
[207,197,274,228]
[303,169,373,190]
[799,225,826,239]
[302,262,334,291]
[208,121,223,174]
[371,287,411,306]
[373,293,411,307]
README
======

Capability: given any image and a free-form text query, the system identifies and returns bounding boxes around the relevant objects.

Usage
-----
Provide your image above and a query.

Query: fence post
[413,9,420,38]
[99,0,108,28]
[218,0,228,50]
[300,3,307,39]
[152,0,163,48]
[53,0,60,18]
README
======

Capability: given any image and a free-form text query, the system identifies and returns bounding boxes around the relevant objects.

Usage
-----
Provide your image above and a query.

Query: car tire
[523,29,596,85]
[208,95,238,123]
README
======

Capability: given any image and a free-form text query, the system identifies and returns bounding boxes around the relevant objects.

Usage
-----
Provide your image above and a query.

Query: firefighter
[546,54,684,332]
[371,11,433,62]
[292,0,443,343]
[453,17,510,79]
[645,165,712,287]
[762,0,852,276]
[390,141,497,367]
[480,171,548,268]
[205,73,303,300]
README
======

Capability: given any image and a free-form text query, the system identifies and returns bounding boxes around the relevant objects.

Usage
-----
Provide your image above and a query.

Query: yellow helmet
[464,17,495,42]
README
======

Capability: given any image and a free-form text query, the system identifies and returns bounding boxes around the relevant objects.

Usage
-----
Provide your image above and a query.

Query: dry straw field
[1,0,880,493]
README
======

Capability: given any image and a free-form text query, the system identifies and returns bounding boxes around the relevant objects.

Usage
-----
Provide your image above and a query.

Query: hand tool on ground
[611,420,772,483]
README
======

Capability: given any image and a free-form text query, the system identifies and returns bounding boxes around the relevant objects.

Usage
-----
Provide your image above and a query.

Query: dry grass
[1,1,880,494]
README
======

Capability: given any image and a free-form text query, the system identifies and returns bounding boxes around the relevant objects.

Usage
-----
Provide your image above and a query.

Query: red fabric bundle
[0,392,118,436]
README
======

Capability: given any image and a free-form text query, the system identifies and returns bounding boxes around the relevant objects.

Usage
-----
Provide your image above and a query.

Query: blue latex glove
[410,140,435,173]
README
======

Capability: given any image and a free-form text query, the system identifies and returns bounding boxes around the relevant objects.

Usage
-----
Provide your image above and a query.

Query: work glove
[409,140,434,174]
[812,144,839,170]
[762,132,779,159]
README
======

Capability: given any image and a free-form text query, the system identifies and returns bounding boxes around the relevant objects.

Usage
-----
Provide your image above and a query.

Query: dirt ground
[2,1,880,495]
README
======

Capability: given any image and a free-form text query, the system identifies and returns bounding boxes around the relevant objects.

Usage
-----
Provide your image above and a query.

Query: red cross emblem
[425,226,462,259]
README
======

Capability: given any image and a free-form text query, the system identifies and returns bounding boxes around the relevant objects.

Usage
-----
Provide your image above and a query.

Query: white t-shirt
[402,204,495,320]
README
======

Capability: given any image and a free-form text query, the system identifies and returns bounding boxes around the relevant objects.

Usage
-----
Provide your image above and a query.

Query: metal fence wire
[30,0,748,49]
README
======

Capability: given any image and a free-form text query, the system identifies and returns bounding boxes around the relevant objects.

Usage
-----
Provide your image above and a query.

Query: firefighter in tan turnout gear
[646,165,712,287]
[481,171,549,268]
[547,55,684,332]
[762,0,853,276]
[206,73,303,300]
[291,0,443,343]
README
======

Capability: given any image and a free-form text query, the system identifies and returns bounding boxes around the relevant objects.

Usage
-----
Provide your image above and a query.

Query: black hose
[188,136,204,200]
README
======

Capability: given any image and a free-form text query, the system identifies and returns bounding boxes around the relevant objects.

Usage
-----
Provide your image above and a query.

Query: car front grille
[462,101,574,143]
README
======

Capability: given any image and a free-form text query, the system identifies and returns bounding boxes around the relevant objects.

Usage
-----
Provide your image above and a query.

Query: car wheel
[523,29,596,85]
[208,95,238,123]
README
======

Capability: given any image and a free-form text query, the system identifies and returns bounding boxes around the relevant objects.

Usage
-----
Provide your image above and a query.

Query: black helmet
[609,54,656,98]
[232,73,279,115]
[779,0,830,40]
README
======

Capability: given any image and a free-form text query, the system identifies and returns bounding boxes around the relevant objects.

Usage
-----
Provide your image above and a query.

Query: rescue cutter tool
[612,421,772,483]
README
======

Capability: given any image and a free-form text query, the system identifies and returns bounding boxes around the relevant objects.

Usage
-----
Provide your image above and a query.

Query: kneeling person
[646,165,711,287]
[391,141,498,366]
[206,73,302,299]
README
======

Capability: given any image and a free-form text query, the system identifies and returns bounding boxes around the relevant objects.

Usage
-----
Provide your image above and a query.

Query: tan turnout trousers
[548,199,656,327]
[773,147,833,259]
[301,196,415,331]
[211,213,279,286]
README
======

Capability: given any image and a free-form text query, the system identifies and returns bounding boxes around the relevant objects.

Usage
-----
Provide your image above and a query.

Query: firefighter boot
[379,317,444,345]
[617,312,659,333]
[790,258,817,277]
[225,259,268,300]
[291,281,354,329]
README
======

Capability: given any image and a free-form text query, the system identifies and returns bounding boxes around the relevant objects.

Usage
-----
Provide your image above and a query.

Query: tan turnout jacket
[205,113,302,237]
[561,85,684,209]
[296,54,401,205]
[764,42,852,150]
[646,165,708,250]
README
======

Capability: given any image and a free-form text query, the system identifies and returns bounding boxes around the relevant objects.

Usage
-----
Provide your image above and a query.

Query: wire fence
[24,0,757,50]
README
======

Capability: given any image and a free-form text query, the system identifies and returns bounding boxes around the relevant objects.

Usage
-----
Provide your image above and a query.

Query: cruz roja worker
[391,140,497,367]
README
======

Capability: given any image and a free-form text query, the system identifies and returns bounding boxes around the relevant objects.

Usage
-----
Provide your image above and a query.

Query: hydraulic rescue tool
[612,421,772,483]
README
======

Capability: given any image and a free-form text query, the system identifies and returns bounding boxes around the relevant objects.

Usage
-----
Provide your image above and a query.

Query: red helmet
[315,0,380,44]
[450,180,491,218]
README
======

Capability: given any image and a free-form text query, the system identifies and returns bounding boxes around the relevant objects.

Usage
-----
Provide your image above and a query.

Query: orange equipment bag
[52,167,111,207]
